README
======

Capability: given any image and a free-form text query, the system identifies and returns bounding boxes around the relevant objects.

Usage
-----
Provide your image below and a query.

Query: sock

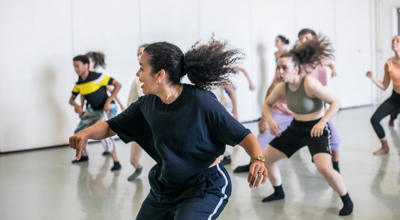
[111,161,121,171]
[332,161,340,173]
[233,163,250,173]
[339,193,353,216]
[262,185,285,202]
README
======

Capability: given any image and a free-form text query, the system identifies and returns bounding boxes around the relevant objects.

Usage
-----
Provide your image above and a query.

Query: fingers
[310,127,323,137]
[248,162,268,188]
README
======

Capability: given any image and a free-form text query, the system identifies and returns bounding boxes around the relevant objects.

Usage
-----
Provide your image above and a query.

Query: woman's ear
[157,69,167,83]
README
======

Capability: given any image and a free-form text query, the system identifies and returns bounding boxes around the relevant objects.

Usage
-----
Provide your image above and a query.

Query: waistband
[291,118,322,127]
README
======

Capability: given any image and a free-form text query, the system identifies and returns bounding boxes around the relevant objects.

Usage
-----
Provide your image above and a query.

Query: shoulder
[304,75,322,89]
[185,84,219,106]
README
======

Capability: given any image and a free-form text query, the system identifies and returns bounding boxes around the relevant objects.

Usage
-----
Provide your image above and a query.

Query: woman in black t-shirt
[69,40,267,220]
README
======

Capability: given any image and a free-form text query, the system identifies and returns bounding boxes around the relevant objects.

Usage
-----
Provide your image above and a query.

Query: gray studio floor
[1,106,399,220]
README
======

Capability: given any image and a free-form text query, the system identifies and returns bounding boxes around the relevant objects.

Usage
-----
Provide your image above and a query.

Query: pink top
[272,97,293,116]
[301,64,327,86]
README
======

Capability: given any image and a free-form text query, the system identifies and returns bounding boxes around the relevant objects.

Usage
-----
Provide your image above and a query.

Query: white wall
[375,0,400,102]
[0,0,375,151]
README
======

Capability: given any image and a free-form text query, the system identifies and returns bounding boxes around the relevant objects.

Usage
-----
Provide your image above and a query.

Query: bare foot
[373,147,389,155]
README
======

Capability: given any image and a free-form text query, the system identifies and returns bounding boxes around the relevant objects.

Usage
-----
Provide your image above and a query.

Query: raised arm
[223,83,238,119]
[69,122,116,160]
[323,60,337,77]
[232,64,255,90]
[366,62,391,91]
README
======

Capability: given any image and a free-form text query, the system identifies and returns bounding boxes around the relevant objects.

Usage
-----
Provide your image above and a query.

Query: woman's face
[298,33,314,44]
[276,57,298,83]
[275,37,283,48]
[137,46,145,61]
[392,36,400,52]
[137,52,160,95]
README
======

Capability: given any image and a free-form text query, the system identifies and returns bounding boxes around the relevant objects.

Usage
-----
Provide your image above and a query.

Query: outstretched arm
[69,122,116,160]
[239,133,267,188]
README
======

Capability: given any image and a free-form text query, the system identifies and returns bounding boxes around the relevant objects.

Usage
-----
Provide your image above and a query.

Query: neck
[395,51,400,59]
[81,71,89,80]
[288,74,302,89]
[158,83,183,104]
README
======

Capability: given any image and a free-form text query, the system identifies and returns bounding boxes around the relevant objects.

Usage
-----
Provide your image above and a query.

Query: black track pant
[370,91,400,139]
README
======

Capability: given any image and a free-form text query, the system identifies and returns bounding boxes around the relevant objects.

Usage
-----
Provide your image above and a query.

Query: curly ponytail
[144,40,243,90]
[184,39,243,90]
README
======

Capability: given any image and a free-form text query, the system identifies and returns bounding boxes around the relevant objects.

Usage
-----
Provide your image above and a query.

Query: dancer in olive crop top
[261,35,353,216]
[366,35,400,155]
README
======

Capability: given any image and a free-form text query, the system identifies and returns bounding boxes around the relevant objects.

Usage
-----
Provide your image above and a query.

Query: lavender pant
[258,112,340,151]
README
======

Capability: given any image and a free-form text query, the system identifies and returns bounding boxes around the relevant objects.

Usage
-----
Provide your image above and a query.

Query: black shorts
[269,118,332,158]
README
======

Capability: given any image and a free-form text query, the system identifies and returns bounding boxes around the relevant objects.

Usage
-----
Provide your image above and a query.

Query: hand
[258,118,268,134]
[366,71,372,79]
[69,132,88,160]
[331,70,337,78]
[249,83,256,91]
[248,160,268,188]
[310,120,326,137]
[267,119,281,137]
[74,105,83,116]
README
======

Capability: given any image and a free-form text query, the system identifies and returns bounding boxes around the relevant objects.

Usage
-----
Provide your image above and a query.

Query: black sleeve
[106,97,159,162]
[204,93,251,147]
[108,76,114,85]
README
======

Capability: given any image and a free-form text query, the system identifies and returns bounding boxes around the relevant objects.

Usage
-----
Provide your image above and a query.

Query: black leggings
[370,91,400,138]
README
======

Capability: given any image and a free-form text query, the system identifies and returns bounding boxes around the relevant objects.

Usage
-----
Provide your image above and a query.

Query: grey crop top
[285,76,323,114]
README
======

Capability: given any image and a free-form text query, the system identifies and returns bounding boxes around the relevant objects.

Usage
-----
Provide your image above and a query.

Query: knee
[370,115,380,125]
[317,166,334,177]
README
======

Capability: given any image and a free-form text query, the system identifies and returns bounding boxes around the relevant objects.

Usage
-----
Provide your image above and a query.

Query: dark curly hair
[85,51,106,69]
[73,55,89,64]
[277,35,290,45]
[280,34,334,71]
[144,40,243,90]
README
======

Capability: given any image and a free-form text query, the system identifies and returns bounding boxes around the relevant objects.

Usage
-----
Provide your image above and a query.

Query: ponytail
[85,51,106,69]
[184,39,243,90]
[144,40,243,90]
[281,34,333,68]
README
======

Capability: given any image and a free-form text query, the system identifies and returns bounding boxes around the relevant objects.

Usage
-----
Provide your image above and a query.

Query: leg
[313,153,353,216]
[370,97,398,154]
[174,193,228,220]
[136,194,173,220]
[128,142,144,181]
[327,121,340,172]
[261,145,287,202]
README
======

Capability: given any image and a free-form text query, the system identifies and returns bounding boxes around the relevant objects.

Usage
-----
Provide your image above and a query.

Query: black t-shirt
[107,84,250,185]
[72,72,114,110]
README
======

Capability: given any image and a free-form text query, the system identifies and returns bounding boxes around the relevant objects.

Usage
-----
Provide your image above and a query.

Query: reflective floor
[1,106,400,220]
